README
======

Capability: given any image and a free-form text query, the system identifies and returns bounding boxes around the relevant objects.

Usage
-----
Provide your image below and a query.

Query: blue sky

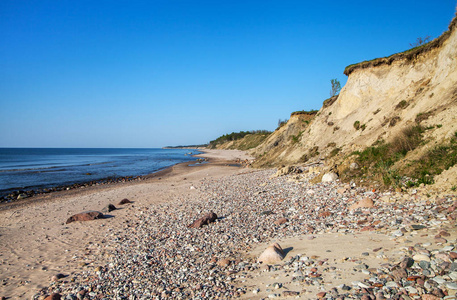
[1,0,456,147]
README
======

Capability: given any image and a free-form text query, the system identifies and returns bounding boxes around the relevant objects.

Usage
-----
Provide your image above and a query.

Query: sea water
[0,148,200,196]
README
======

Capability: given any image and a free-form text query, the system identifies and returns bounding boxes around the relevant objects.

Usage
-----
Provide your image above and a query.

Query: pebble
[413,254,431,262]
[30,168,457,300]
[446,282,457,290]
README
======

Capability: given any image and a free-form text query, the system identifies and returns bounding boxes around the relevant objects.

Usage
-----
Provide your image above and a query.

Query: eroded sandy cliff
[252,13,457,170]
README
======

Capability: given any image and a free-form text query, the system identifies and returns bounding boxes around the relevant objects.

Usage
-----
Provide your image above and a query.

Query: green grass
[291,109,318,116]
[395,100,409,110]
[343,128,457,188]
[353,121,360,130]
[407,137,457,185]
[291,131,304,144]
[209,130,271,148]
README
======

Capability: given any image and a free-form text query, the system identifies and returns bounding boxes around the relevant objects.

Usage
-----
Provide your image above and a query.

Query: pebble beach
[1,150,456,300]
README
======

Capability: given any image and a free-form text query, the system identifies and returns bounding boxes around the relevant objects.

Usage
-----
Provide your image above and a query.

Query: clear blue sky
[1,1,456,147]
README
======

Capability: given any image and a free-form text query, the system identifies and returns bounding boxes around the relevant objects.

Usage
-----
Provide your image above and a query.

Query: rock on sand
[65,211,104,224]
[258,243,285,264]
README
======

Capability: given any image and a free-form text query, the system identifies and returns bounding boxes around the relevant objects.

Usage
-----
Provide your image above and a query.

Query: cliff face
[252,14,457,168]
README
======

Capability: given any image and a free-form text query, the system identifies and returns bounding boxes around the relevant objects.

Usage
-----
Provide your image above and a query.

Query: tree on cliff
[330,79,341,97]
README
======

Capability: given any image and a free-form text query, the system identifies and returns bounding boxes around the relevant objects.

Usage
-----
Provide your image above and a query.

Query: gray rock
[322,172,338,182]
[449,262,457,272]
[349,162,359,170]
[420,261,431,269]
[446,282,457,290]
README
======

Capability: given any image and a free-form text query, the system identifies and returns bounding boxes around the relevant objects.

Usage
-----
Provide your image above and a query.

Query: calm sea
[0,148,201,196]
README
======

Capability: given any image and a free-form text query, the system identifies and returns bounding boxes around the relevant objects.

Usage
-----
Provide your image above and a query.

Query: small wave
[0,166,62,173]
[0,161,115,173]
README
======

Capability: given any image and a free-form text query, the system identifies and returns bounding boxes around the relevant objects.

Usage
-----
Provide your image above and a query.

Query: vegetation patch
[323,95,338,108]
[341,125,425,188]
[300,146,320,162]
[290,131,304,144]
[342,127,457,189]
[353,121,360,130]
[389,116,401,127]
[395,100,409,110]
[329,147,341,158]
[404,133,457,186]
[209,130,271,149]
[276,119,288,130]
[415,111,433,123]
[291,110,318,116]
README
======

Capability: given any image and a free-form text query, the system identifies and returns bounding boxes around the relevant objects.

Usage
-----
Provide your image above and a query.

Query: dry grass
[344,12,457,76]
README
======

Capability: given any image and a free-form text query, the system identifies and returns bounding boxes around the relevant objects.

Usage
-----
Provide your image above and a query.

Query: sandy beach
[1,149,456,299]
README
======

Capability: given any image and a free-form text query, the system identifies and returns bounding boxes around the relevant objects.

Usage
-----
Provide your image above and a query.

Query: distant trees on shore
[209,130,271,147]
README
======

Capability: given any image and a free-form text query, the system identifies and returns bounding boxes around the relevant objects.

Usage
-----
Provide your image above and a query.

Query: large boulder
[188,211,218,228]
[322,172,338,182]
[66,211,105,224]
[257,242,285,264]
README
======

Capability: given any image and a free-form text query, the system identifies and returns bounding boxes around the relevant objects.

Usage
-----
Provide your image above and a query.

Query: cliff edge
[250,12,457,192]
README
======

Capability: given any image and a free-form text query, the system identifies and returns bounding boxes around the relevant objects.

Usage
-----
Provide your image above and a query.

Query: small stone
[51,273,65,281]
[350,162,359,170]
[392,268,407,281]
[449,262,457,272]
[101,204,117,213]
[445,282,457,290]
[385,281,399,288]
[435,237,448,244]
[411,225,426,230]
[274,218,288,226]
[432,277,445,284]
[188,211,218,228]
[217,259,231,267]
[358,282,370,288]
[316,292,326,298]
[283,291,300,297]
[442,246,454,252]
[350,198,374,210]
[44,294,61,300]
[421,295,441,300]
[118,198,132,205]
[273,282,282,289]
[420,261,431,269]
[413,254,430,262]
[401,257,414,269]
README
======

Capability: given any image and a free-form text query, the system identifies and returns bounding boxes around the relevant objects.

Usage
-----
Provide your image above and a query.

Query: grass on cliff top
[344,13,457,76]
[290,109,319,116]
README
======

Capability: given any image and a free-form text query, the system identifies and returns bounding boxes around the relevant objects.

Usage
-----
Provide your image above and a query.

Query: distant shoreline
[0,149,208,209]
